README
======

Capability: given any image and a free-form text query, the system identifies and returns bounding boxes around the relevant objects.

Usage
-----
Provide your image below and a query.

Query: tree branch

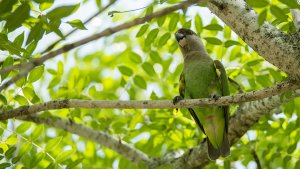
[0,0,204,93]
[40,0,117,54]
[17,115,155,166]
[1,80,299,120]
[207,0,300,79]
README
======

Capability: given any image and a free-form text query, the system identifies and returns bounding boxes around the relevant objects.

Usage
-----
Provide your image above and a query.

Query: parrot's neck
[183,51,212,61]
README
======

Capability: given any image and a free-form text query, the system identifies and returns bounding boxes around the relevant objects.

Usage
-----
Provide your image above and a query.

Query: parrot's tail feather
[207,131,230,160]
[207,138,220,160]
[220,131,230,157]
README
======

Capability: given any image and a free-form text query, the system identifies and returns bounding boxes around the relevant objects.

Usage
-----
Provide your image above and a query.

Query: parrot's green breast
[182,54,225,148]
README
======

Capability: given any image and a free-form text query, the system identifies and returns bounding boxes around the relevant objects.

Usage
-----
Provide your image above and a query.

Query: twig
[1,80,299,120]
[41,0,117,54]
[0,0,204,93]
[251,149,262,169]
[18,115,154,165]
[228,77,243,93]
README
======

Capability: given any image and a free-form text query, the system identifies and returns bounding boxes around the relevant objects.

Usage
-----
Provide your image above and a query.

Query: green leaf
[258,9,267,25]
[136,24,149,37]
[287,142,297,154]
[12,156,21,164]
[145,28,159,46]
[0,95,7,105]
[18,142,32,157]
[26,22,45,45]
[142,62,156,76]
[14,95,29,105]
[270,5,288,21]
[133,75,147,89]
[95,0,102,8]
[47,4,80,20]
[13,32,25,48]
[48,20,64,38]
[0,34,27,56]
[4,3,30,31]
[30,151,45,168]
[67,19,87,30]
[47,68,57,75]
[224,40,241,48]
[66,158,83,169]
[40,1,54,11]
[118,66,133,76]
[5,146,16,157]
[156,16,166,27]
[31,125,44,141]
[158,32,171,46]
[1,56,14,80]
[56,149,74,163]
[295,160,300,169]
[28,65,44,83]
[23,41,38,58]
[224,26,231,39]
[0,163,11,168]
[203,24,223,31]
[195,14,203,34]
[246,0,269,8]
[149,51,162,63]
[246,59,264,66]
[15,77,27,87]
[278,0,300,9]
[22,87,36,100]
[57,61,64,75]
[204,37,222,45]
[45,136,62,151]
[48,76,61,88]
[0,0,18,16]
[16,122,31,134]
[129,52,142,64]
[168,14,179,31]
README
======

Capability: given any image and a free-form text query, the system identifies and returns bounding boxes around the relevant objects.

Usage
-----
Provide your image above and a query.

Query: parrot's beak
[175,32,187,47]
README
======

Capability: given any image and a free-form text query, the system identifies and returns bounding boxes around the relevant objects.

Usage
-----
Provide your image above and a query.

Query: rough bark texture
[208,0,300,79]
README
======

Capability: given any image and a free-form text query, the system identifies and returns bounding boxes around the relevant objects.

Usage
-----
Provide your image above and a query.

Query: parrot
[173,28,230,160]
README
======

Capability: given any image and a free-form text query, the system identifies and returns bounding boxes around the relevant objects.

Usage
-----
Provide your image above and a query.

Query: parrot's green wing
[214,60,230,132]
[178,73,205,133]
[213,60,230,156]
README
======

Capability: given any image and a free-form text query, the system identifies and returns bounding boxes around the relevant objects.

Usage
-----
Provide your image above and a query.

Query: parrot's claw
[211,94,220,100]
[173,96,184,112]
[172,96,184,105]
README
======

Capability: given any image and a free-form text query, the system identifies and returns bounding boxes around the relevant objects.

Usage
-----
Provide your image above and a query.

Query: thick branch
[40,0,117,54]
[207,0,300,79]
[0,0,204,93]
[1,81,299,120]
[17,115,154,166]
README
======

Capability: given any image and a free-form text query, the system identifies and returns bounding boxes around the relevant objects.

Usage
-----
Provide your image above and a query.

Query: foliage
[0,0,299,168]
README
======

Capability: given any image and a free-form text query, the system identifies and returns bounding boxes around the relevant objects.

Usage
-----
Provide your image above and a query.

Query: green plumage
[174,28,230,160]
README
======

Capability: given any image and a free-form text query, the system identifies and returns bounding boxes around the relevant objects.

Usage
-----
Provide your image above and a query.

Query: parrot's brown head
[175,28,206,56]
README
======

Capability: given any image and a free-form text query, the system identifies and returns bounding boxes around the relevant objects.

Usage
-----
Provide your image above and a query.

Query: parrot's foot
[173,96,183,112]
[172,96,184,105]
[211,94,220,100]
